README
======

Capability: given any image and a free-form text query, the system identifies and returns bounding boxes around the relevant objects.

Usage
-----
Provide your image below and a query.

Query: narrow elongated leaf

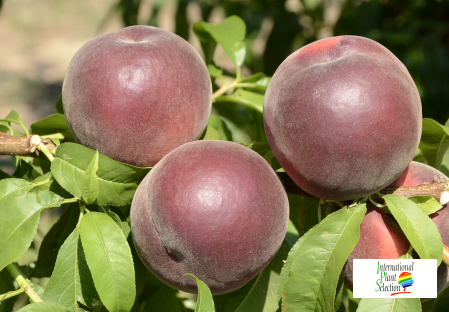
[202,126,219,141]
[222,240,289,312]
[357,298,421,312]
[215,89,263,113]
[30,114,73,141]
[408,195,442,215]
[16,302,70,312]
[193,16,246,67]
[32,204,79,278]
[44,229,100,311]
[207,116,232,141]
[51,143,150,206]
[281,203,367,312]
[419,118,449,169]
[185,274,215,312]
[383,194,443,264]
[193,24,217,65]
[82,151,99,205]
[79,211,135,312]
[13,159,42,181]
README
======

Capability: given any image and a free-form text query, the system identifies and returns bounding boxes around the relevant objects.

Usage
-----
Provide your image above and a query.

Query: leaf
[30,114,73,141]
[16,302,70,312]
[207,64,223,78]
[0,275,6,312]
[277,228,313,303]
[31,172,72,199]
[207,116,232,141]
[82,151,99,205]
[13,159,42,181]
[55,95,64,115]
[193,23,217,65]
[1,110,20,124]
[215,89,263,113]
[240,73,271,91]
[79,211,135,312]
[51,143,150,206]
[141,284,185,312]
[0,170,12,180]
[44,229,100,312]
[419,118,449,169]
[334,272,344,312]
[408,195,443,215]
[202,126,219,141]
[383,194,443,265]
[185,274,215,312]
[194,16,246,67]
[221,239,290,312]
[281,203,367,312]
[357,298,421,312]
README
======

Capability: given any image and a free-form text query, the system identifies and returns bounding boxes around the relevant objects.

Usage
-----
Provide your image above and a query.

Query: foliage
[0,13,448,312]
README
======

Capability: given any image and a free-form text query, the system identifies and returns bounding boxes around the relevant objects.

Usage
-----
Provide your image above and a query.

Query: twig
[0,133,56,158]
[6,263,42,303]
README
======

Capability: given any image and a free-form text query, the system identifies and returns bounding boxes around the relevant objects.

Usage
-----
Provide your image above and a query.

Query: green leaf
[277,228,313,303]
[141,284,185,312]
[357,298,421,312]
[383,194,443,265]
[202,126,219,141]
[16,302,70,312]
[215,89,263,113]
[79,211,135,312]
[0,170,12,180]
[44,229,100,312]
[221,239,290,312]
[51,143,150,206]
[281,203,367,312]
[32,204,79,278]
[1,110,20,124]
[194,16,246,67]
[207,64,223,78]
[0,275,6,312]
[55,96,64,115]
[334,272,344,312]
[419,118,449,169]
[408,195,443,215]
[13,159,42,181]
[82,151,99,205]
[193,23,217,65]
[207,116,233,141]
[240,73,271,91]
[185,274,215,312]
[30,114,73,141]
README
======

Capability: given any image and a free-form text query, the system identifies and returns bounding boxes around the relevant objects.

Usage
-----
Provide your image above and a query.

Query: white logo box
[353,259,437,298]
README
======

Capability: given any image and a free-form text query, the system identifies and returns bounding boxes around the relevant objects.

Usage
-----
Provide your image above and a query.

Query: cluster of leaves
[1,15,449,312]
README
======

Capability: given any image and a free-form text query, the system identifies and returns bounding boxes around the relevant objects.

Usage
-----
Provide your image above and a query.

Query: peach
[63,25,212,167]
[264,36,422,201]
[130,140,289,294]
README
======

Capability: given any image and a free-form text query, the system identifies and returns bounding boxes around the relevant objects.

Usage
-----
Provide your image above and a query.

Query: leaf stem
[0,287,25,302]
[5,263,42,303]
[77,203,86,227]
[212,79,239,100]
[40,133,65,140]
[39,143,55,162]
[17,121,30,137]
[61,198,79,205]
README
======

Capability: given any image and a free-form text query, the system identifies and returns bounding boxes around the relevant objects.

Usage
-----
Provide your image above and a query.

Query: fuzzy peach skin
[344,161,449,298]
[264,35,422,201]
[63,25,212,167]
[130,140,289,295]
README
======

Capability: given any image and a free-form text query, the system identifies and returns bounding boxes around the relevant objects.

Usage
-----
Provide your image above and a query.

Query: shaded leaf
[55,96,64,115]
[13,159,42,181]
[207,116,232,141]
[79,211,135,312]
[51,143,150,206]
[30,114,73,141]
[419,118,449,169]
[384,194,443,265]
[44,229,100,311]
[202,126,219,141]
[207,64,223,78]
[281,203,367,312]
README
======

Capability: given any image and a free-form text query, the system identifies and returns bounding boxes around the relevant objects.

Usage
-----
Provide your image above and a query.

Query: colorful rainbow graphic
[391,272,413,296]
